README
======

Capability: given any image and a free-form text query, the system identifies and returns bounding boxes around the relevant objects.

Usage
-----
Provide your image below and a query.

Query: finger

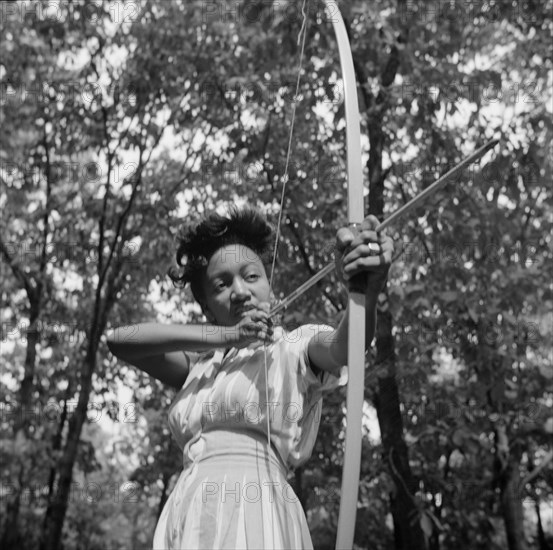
[335,227,356,252]
[358,230,379,244]
[378,246,394,264]
[256,317,272,333]
[380,238,394,253]
[377,249,393,265]
[341,232,382,262]
[360,215,379,231]
[258,302,270,313]
[377,227,388,241]
[254,312,271,325]
[246,317,264,333]
[368,242,381,255]
[342,241,382,266]
[251,310,269,322]
[378,236,394,255]
[259,322,273,339]
[341,229,380,250]
[343,253,392,276]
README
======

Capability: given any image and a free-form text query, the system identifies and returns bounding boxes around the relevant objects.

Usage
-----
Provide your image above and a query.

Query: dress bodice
[167,324,340,470]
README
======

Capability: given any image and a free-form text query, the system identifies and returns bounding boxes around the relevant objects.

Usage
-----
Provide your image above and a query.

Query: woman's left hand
[335,215,394,295]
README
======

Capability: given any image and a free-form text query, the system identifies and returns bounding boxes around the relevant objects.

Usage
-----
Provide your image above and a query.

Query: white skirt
[152,429,313,549]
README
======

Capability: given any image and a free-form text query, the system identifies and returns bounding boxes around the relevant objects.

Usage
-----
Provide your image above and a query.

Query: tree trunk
[374,308,426,550]
[156,473,171,523]
[362,41,425,547]
[38,242,124,550]
[499,458,527,550]
[495,424,527,550]
[14,301,41,435]
[534,499,551,550]
[0,464,25,550]
[39,350,97,550]
[0,299,41,549]
[41,386,72,539]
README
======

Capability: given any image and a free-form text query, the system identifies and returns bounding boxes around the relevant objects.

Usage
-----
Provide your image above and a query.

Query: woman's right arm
[106,323,238,390]
[107,311,273,389]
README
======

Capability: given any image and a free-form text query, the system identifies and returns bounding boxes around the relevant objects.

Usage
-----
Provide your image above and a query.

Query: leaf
[489,380,505,406]
[451,429,465,447]
[406,283,425,295]
[467,308,479,323]
[420,512,433,539]
[502,312,517,325]
[439,291,458,303]
[538,363,553,379]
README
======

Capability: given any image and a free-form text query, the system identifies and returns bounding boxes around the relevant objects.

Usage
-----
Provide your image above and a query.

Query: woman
[107,205,393,549]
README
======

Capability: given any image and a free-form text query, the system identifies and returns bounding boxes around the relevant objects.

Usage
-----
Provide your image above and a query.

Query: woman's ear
[201,303,216,324]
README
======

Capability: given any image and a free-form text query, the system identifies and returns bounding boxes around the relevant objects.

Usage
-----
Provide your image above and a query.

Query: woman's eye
[246,274,259,281]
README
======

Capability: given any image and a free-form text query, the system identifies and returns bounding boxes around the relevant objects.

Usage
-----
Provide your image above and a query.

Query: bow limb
[324,1,365,548]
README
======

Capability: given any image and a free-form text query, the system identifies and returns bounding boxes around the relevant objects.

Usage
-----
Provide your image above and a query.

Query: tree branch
[521,451,553,487]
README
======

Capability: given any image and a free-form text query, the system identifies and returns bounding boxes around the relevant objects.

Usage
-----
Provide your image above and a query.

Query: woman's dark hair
[168,204,275,303]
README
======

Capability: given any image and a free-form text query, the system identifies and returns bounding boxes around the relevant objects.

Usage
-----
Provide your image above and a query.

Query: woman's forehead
[206,243,262,272]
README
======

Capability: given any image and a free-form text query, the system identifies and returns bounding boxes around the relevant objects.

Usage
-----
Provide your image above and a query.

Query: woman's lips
[233,304,255,316]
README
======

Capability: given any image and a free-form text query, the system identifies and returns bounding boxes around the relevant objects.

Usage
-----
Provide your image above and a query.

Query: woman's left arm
[307,215,394,375]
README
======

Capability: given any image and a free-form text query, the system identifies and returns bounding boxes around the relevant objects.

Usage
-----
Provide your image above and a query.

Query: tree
[1,1,551,549]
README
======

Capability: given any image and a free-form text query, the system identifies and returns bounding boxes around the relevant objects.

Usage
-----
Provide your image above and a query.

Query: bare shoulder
[305,325,341,376]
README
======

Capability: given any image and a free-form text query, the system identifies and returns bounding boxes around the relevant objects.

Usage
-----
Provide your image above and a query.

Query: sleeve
[287,323,342,394]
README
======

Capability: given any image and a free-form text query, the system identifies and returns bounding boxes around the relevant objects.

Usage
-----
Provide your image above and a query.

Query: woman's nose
[230,278,251,301]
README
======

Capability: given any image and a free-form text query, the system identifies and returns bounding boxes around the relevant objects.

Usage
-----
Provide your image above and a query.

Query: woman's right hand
[230,303,274,348]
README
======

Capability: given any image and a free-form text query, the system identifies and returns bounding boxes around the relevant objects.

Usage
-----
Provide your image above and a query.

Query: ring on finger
[368,242,381,256]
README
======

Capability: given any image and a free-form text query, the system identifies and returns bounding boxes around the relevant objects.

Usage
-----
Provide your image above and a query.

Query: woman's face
[200,243,271,326]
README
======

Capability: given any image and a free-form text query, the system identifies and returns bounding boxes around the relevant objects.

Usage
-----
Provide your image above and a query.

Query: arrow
[270,138,499,317]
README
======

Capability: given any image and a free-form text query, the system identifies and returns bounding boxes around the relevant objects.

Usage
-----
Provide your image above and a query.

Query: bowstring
[264,0,310,449]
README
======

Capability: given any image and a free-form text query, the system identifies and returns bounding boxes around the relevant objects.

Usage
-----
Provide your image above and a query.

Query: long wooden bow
[323,2,365,548]
[266,3,363,545]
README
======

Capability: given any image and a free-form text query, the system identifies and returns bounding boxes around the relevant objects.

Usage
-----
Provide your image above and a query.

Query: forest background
[1,1,552,549]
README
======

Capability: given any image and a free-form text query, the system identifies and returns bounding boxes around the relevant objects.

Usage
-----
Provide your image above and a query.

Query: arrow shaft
[270,139,499,317]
